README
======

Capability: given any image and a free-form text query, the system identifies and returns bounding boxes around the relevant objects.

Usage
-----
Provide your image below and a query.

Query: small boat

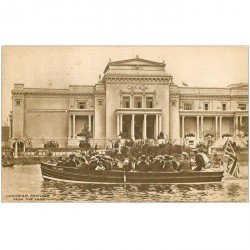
[41,162,224,184]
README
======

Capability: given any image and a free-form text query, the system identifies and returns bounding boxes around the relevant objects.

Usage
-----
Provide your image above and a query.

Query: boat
[41,162,224,184]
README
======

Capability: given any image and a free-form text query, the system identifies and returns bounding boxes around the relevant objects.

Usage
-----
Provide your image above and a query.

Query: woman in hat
[178,152,191,172]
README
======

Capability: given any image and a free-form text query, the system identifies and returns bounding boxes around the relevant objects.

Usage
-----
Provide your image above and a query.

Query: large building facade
[10,56,248,149]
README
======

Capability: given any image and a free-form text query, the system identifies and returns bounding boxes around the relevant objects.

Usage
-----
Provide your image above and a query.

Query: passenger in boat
[169,155,179,171]
[212,153,223,168]
[78,157,89,171]
[151,156,163,172]
[56,156,64,167]
[136,155,150,172]
[95,161,105,171]
[178,152,191,172]
[163,155,175,172]
[123,158,131,171]
[66,154,78,168]
[88,156,98,171]
[193,148,205,171]
[111,158,119,169]
[103,155,112,170]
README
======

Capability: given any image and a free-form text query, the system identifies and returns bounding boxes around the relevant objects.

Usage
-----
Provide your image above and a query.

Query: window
[171,101,176,106]
[146,97,154,108]
[98,100,103,106]
[183,103,192,110]
[15,100,21,106]
[238,103,246,110]
[222,103,227,111]
[204,103,209,110]
[122,96,130,108]
[77,102,86,109]
[134,96,142,108]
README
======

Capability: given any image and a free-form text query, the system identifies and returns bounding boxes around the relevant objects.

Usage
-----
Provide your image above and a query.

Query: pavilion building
[10,56,248,149]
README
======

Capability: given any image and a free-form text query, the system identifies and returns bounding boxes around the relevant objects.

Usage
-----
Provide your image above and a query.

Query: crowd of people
[54,148,223,172]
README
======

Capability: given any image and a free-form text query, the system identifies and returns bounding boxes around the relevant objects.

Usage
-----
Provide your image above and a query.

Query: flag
[224,140,240,178]
[182,82,188,87]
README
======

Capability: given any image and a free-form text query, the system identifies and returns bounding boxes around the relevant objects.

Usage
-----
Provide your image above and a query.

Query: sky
[1,46,248,125]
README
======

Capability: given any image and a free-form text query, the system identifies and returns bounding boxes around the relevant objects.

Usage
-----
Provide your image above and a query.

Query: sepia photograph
[1,46,248,202]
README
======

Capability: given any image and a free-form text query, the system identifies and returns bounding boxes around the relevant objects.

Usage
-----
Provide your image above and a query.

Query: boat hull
[41,163,224,184]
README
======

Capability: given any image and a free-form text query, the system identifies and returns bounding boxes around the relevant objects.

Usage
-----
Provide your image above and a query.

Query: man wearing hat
[88,156,98,171]
[137,155,149,171]
[78,157,89,171]
[66,154,78,168]
[178,152,191,172]
[163,155,174,172]
[169,155,179,171]
[193,148,205,171]
[151,156,162,172]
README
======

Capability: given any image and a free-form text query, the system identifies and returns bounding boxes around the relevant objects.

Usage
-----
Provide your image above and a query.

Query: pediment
[110,57,165,66]
[104,56,165,73]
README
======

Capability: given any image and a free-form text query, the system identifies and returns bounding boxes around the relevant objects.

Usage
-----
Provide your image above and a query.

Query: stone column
[215,116,218,138]
[158,114,162,133]
[117,114,120,136]
[196,116,200,139]
[68,115,72,138]
[235,116,238,137]
[143,114,147,140]
[73,115,76,138]
[240,116,242,126]
[23,141,26,153]
[120,114,123,134]
[131,114,135,140]
[219,116,222,139]
[88,115,92,132]
[200,116,204,139]
[92,116,95,138]
[181,116,185,139]
[9,121,12,140]
[14,141,18,159]
[155,114,159,139]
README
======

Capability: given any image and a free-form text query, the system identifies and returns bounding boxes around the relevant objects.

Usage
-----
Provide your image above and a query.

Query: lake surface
[2,164,248,202]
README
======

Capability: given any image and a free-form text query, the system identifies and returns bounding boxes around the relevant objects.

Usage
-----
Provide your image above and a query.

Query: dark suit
[179,159,191,172]
[163,161,174,172]
[194,153,205,171]
[66,159,77,168]
[151,160,163,172]
[136,161,149,172]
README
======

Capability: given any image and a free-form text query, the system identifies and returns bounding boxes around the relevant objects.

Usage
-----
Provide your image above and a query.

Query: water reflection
[2,164,248,202]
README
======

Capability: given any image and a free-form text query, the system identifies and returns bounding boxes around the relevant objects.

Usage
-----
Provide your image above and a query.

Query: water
[2,164,248,202]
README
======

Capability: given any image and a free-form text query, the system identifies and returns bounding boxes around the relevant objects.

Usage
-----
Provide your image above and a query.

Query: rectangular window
[146,97,154,108]
[122,96,130,108]
[134,96,142,108]
[183,103,192,110]
[204,103,209,110]
[222,103,227,111]
[171,101,176,106]
[77,102,86,109]
[98,100,103,106]
[238,103,246,110]
[15,100,21,106]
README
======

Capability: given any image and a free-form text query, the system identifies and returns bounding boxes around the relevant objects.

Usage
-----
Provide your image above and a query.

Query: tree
[77,124,91,142]
[78,124,91,150]
[239,120,248,136]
